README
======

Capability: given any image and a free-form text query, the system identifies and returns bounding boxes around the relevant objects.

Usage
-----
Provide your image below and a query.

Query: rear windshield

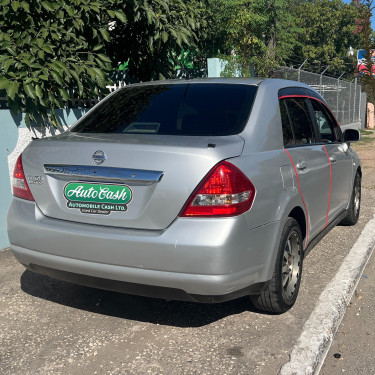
[71,83,257,136]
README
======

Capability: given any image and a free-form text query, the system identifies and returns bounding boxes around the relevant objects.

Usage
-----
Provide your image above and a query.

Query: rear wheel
[251,218,303,314]
[340,172,361,226]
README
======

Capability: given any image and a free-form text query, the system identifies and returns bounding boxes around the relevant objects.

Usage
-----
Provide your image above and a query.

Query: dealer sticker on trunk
[64,182,132,215]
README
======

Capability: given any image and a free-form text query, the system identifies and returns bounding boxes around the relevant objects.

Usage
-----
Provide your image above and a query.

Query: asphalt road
[1,137,375,375]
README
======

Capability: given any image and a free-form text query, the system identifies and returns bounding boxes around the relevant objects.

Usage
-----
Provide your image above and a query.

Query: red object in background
[356,49,375,76]
[357,63,375,75]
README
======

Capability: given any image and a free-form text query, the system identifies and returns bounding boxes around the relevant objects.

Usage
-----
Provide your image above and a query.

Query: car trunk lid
[22,132,245,230]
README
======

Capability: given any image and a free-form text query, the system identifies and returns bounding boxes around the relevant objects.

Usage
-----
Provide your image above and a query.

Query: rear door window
[279,100,294,146]
[283,98,315,145]
[71,84,258,136]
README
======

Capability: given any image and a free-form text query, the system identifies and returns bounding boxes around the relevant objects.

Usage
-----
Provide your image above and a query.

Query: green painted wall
[0,113,18,249]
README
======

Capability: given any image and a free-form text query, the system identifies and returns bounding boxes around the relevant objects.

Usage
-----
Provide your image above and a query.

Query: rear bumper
[22,261,268,303]
[7,198,282,300]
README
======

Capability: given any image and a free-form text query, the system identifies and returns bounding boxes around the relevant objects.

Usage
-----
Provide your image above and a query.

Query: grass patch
[360,129,374,135]
[358,137,375,144]
[353,134,375,149]
[351,130,375,150]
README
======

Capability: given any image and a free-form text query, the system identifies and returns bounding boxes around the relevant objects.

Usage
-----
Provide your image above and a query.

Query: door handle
[329,156,336,163]
[296,161,307,171]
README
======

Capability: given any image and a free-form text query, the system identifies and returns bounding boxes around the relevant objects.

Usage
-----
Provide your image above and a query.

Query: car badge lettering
[27,175,44,185]
[64,182,132,215]
[92,150,106,165]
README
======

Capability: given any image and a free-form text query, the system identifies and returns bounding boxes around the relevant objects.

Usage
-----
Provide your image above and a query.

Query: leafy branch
[0,0,127,127]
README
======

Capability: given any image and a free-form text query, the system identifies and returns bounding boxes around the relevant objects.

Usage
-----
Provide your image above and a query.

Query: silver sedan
[7,78,361,313]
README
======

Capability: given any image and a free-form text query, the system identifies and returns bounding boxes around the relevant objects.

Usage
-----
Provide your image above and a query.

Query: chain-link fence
[274,66,362,126]
[1,64,363,127]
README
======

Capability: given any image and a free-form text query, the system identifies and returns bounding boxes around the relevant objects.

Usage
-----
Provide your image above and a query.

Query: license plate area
[64,182,132,215]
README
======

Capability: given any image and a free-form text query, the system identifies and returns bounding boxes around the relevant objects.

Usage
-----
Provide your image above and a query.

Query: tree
[354,0,375,103]
[0,0,127,127]
[106,0,209,81]
[290,0,361,75]
[201,0,302,77]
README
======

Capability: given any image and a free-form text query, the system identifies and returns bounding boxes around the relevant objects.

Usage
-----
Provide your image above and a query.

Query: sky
[342,0,375,30]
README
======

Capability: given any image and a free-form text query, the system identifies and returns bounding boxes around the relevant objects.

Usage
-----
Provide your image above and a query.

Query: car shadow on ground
[20,270,267,328]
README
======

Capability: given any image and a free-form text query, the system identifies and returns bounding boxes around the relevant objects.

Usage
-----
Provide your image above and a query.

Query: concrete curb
[279,214,375,375]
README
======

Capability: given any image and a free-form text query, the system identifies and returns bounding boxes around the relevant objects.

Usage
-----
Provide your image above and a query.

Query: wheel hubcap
[281,231,301,300]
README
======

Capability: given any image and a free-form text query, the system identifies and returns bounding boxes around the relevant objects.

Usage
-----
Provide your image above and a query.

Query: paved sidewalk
[321,252,375,374]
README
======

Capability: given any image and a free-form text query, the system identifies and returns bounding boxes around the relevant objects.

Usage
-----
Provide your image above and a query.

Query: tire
[340,172,361,226]
[250,218,303,314]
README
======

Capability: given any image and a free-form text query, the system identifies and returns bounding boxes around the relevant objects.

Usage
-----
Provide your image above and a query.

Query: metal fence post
[319,66,329,94]
[353,78,357,123]
[349,80,353,124]
[337,73,345,118]
[298,59,307,82]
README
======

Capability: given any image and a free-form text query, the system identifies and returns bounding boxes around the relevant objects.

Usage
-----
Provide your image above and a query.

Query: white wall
[7,126,69,180]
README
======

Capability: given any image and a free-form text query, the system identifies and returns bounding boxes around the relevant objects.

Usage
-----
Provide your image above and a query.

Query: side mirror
[342,128,361,143]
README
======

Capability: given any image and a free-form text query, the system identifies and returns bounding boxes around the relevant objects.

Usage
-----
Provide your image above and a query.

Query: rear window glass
[71,83,258,136]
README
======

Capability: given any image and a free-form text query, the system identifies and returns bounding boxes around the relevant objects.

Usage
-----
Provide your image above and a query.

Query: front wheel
[340,172,361,226]
[251,218,303,314]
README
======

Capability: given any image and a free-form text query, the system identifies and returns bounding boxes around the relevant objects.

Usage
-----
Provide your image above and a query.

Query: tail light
[12,154,34,201]
[180,161,255,217]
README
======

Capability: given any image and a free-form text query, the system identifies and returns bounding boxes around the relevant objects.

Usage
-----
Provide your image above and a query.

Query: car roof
[124,78,322,99]
[127,77,264,87]
[125,77,315,88]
